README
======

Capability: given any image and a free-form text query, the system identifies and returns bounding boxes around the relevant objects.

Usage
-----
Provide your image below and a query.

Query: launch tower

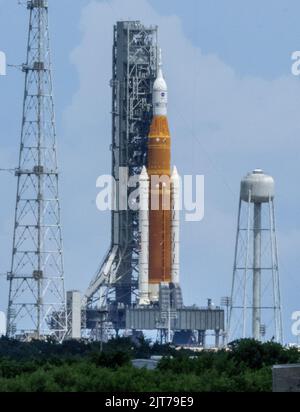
[83,21,158,330]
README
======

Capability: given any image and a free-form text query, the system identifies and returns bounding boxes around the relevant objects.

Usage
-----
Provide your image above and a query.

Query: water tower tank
[240,169,275,203]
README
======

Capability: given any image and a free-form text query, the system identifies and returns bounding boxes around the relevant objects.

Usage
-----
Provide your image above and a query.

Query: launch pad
[75,20,225,346]
[85,306,224,346]
[79,20,225,346]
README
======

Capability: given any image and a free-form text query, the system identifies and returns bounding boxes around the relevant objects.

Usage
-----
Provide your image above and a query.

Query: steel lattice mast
[6,0,67,340]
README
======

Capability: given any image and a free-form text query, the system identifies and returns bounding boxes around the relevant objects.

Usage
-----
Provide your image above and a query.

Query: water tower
[228,169,283,343]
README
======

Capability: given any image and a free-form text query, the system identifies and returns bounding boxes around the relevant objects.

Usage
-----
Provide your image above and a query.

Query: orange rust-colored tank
[148,115,172,286]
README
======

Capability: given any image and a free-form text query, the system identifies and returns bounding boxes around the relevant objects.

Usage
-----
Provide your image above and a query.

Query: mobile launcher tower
[81,21,224,345]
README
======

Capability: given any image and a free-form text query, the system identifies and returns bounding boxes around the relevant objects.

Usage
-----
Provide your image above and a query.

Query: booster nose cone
[153,48,168,116]
[139,166,149,181]
[171,166,179,181]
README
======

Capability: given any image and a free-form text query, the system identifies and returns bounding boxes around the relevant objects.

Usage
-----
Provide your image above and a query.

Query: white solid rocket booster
[171,166,180,284]
[138,166,150,305]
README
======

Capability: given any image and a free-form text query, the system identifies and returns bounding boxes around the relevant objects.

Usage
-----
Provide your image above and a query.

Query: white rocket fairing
[152,49,168,117]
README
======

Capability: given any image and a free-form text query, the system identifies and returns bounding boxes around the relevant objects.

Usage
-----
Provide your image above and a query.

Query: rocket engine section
[138,50,180,304]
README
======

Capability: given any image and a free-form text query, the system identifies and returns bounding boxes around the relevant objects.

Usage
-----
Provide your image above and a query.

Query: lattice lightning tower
[6,0,67,340]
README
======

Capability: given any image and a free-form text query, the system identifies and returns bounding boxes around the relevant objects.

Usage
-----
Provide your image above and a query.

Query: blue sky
[1,0,300,342]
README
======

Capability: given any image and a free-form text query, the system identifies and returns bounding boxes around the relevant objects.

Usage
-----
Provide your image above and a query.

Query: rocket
[138,50,180,304]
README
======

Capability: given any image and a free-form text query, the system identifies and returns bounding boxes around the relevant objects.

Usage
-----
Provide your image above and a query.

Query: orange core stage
[148,115,172,285]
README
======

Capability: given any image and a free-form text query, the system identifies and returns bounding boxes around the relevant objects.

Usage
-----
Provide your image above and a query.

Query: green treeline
[0,337,298,392]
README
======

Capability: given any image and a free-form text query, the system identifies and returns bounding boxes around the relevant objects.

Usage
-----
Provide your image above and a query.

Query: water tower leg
[253,202,262,340]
